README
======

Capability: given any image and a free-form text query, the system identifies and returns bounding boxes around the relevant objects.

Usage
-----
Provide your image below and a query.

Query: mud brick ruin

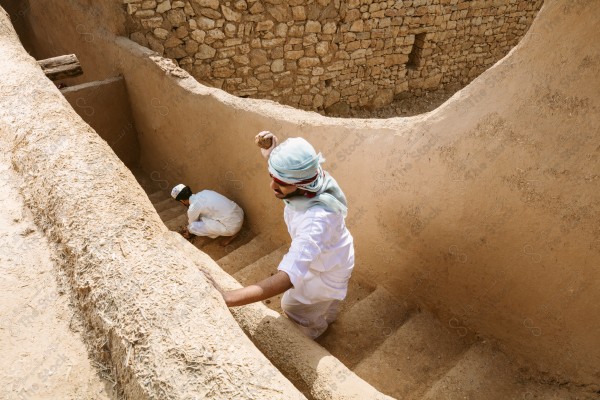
[0,0,598,399]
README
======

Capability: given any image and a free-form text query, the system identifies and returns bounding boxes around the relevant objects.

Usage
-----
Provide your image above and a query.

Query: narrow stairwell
[134,169,597,400]
[213,234,596,399]
[133,170,255,260]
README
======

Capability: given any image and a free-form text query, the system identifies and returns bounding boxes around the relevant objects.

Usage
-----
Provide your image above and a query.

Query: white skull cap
[171,184,187,199]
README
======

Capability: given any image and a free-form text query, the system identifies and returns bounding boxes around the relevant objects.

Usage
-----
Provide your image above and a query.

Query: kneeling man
[171,184,244,244]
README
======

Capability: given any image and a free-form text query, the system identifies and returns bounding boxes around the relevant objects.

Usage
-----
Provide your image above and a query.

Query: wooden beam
[37,54,83,81]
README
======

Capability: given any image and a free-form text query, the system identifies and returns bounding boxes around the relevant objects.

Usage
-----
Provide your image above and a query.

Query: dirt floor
[0,145,115,400]
[324,88,456,118]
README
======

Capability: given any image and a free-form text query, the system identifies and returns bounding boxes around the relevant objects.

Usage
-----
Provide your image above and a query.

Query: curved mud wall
[124,0,542,112]
[6,0,599,388]
[0,8,305,399]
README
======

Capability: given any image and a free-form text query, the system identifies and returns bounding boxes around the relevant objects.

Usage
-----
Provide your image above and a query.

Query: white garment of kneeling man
[171,184,244,239]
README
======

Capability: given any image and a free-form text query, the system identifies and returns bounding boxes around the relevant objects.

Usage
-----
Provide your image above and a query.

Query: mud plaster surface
[0,7,305,399]
[2,0,600,396]
[0,145,115,400]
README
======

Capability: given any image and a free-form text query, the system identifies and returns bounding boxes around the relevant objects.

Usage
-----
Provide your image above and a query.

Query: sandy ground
[0,147,115,400]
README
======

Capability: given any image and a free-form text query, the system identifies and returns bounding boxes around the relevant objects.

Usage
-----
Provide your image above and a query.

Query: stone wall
[124,0,542,113]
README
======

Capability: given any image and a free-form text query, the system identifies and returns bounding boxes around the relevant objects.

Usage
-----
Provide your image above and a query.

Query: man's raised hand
[255,131,278,159]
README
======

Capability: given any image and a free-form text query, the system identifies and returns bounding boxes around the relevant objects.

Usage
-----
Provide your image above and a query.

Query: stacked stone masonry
[125,0,542,113]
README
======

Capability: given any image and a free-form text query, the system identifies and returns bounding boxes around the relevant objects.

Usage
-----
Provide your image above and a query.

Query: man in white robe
[221,132,354,339]
[171,184,244,244]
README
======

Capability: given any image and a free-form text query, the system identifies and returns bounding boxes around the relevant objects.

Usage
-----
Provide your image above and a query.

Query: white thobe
[277,204,355,338]
[187,190,244,238]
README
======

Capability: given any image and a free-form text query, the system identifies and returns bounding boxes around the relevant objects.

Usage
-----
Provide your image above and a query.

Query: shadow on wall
[61,76,140,168]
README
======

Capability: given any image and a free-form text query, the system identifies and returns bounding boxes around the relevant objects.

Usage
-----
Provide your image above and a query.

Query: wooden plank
[37,54,82,80]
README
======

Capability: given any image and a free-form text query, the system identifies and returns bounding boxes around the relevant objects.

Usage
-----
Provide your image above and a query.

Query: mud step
[158,204,187,223]
[196,225,256,261]
[421,343,590,400]
[233,245,289,312]
[190,235,214,248]
[353,311,472,400]
[148,189,171,204]
[153,197,177,212]
[332,277,374,318]
[217,234,282,274]
[164,213,188,231]
[317,285,411,369]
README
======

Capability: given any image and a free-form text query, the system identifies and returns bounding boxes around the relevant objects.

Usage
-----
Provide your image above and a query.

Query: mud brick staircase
[134,170,594,400]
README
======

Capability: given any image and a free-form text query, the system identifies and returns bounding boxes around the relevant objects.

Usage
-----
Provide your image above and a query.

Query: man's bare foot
[179,227,192,240]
